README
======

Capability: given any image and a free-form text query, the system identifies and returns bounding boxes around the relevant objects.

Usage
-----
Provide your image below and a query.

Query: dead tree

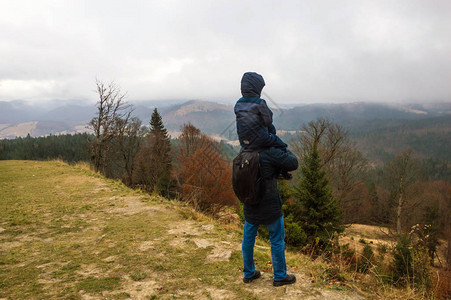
[88,79,131,173]
[293,118,348,168]
[114,116,144,185]
[383,150,420,235]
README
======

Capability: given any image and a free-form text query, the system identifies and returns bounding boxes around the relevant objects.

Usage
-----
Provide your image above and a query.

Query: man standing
[241,147,298,286]
[235,72,299,286]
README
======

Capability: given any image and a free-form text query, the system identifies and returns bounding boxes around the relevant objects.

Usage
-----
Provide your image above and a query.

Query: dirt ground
[0,161,367,299]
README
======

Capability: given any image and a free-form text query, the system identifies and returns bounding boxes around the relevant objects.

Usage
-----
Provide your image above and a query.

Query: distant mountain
[0,101,46,123]
[348,115,451,163]
[160,100,234,135]
[38,105,96,123]
[274,102,451,131]
[1,100,450,139]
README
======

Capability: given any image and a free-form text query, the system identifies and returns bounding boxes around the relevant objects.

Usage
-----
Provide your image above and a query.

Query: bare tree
[178,123,208,158]
[291,118,368,222]
[114,116,144,185]
[329,146,369,222]
[293,118,347,168]
[88,79,132,173]
[383,150,420,235]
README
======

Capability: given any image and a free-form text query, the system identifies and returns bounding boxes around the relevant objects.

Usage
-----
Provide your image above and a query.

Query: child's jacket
[234,72,286,149]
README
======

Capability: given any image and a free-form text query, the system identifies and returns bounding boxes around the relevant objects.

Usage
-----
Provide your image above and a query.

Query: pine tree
[150,107,168,136]
[133,108,173,196]
[288,142,343,250]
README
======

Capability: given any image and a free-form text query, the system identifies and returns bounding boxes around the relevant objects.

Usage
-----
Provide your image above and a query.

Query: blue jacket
[235,72,286,149]
[243,147,298,225]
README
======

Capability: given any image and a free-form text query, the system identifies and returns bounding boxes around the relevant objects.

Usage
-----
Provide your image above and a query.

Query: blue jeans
[242,216,287,281]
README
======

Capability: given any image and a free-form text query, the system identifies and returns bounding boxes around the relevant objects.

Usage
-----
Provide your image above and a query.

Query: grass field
[0,160,367,299]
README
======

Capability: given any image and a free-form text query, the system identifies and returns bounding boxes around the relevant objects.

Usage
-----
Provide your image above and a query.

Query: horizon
[2,97,451,109]
[0,97,449,139]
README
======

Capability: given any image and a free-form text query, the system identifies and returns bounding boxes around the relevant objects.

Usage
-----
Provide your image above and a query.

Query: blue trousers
[242,216,287,281]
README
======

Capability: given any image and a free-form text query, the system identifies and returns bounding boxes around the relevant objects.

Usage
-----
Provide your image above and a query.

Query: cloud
[0,0,450,103]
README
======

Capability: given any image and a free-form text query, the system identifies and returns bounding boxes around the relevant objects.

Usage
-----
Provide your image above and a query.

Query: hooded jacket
[234,72,283,149]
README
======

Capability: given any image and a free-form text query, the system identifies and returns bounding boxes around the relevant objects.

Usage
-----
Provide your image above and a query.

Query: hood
[241,72,265,97]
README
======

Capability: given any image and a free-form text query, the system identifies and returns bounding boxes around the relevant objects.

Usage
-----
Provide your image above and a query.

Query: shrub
[288,145,343,252]
[411,245,432,292]
[338,243,356,264]
[285,219,307,248]
[392,234,413,285]
[377,244,387,254]
[357,245,375,273]
[390,232,435,295]
[323,265,346,282]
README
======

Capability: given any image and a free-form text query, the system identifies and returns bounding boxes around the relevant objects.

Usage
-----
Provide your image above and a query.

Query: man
[237,72,299,286]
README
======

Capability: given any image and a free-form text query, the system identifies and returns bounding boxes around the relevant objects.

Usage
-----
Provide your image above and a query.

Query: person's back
[243,147,298,225]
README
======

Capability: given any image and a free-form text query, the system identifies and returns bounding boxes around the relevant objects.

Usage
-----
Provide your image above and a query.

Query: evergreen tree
[286,142,343,250]
[392,234,413,285]
[150,108,168,136]
[133,108,172,196]
[0,133,90,162]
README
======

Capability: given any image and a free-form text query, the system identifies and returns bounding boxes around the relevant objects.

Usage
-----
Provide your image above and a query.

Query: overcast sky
[0,0,450,104]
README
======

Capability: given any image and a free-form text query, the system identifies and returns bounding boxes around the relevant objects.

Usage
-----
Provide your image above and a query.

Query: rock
[193,239,212,248]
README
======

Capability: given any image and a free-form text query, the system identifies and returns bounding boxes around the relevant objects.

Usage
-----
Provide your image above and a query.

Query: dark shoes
[243,271,296,286]
[273,274,296,287]
[243,270,261,283]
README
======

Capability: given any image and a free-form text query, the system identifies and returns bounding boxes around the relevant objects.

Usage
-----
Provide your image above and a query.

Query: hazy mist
[1,0,450,104]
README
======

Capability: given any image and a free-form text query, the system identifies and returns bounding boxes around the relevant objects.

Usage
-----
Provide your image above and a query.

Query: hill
[348,116,451,164]
[1,100,450,170]
[0,160,365,299]
[160,100,235,136]
[1,100,450,139]
[274,102,451,131]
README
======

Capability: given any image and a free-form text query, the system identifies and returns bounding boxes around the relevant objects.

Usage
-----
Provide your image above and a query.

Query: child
[234,72,292,179]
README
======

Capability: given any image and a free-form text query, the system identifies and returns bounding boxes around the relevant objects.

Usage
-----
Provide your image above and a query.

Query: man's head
[241,72,265,97]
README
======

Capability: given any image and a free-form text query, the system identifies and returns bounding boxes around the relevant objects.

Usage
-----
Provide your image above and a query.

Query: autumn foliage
[177,124,237,214]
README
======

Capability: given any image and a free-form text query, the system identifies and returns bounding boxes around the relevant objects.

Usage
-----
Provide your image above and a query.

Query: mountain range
[0,99,450,141]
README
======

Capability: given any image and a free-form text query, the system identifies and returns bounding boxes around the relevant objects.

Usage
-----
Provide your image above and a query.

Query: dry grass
[0,160,365,299]
[344,224,392,240]
[340,224,396,256]
[336,223,451,299]
[3,160,444,299]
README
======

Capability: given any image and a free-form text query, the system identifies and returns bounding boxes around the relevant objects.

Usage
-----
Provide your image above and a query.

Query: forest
[0,81,450,298]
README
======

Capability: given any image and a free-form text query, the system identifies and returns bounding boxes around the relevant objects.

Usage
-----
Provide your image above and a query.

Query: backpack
[232,149,265,205]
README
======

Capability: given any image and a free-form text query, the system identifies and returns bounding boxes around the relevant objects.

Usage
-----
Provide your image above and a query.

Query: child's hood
[241,72,265,97]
